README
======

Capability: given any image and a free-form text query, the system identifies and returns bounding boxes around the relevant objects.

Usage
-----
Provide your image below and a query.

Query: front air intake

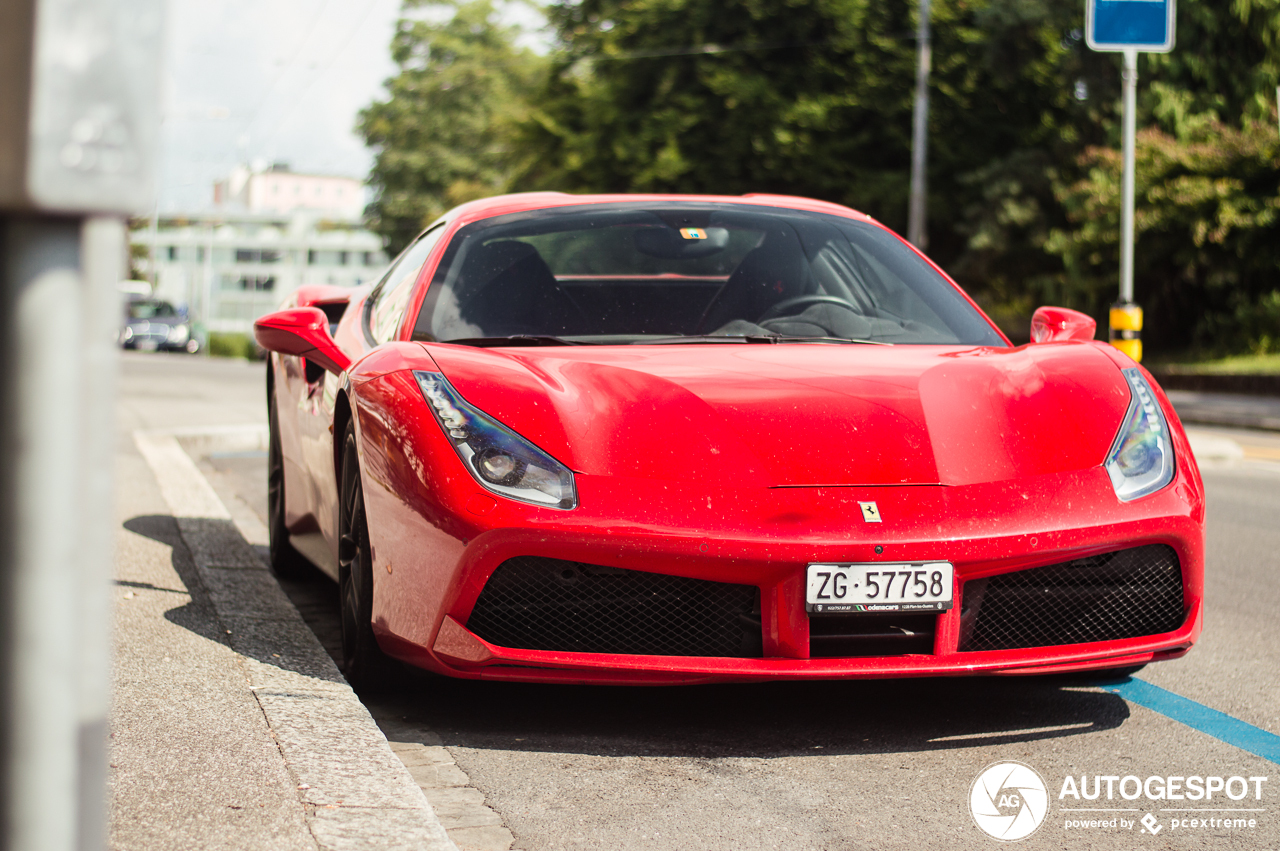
[466,556,763,657]
[809,613,937,658]
[958,544,1185,652]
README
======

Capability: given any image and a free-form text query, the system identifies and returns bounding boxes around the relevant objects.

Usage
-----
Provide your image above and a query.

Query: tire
[267,390,311,579]
[338,420,394,689]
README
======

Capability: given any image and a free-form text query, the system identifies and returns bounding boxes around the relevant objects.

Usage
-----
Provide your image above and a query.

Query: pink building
[214,163,364,219]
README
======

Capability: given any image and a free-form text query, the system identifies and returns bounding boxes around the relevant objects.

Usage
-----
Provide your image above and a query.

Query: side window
[367,225,446,343]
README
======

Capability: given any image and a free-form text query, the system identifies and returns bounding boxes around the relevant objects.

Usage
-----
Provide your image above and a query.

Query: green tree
[516,0,921,218]
[362,0,1280,353]
[1037,0,1280,352]
[510,0,1120,307]
[1048,117,1280,352]
[359,0,545,253]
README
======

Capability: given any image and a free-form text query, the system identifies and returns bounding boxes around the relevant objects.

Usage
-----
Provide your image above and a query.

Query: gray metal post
[1119,48,1138,303]
[0,214,122,851]
[0,1,162,848]
[1,216,85,851]
[908,0,932,250]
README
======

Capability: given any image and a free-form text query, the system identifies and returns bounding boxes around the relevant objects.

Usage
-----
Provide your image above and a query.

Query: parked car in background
[121,297,201,353]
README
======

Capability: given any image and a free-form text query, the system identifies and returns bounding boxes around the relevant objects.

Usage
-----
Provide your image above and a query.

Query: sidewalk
[1165,389,1280,432]
[111,354,457,851]
[113,425,457,851]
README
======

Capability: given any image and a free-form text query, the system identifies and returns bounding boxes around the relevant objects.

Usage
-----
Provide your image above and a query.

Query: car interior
[413,207,1003,346]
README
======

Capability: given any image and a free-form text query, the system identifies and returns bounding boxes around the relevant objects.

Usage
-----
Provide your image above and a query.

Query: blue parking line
[1107,678,1280,765]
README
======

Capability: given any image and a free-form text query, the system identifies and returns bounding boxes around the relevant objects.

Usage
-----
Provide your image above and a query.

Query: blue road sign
[1086,0,1176,52]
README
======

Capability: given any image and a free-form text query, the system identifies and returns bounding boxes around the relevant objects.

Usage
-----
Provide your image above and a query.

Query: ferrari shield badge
[859,501,882,523]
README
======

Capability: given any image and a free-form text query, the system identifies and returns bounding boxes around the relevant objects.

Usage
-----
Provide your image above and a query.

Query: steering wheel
[758,295,860,323]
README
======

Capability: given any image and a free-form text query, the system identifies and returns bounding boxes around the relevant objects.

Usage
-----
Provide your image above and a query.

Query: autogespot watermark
[970,762,1051,841]
[969,764,1269,841]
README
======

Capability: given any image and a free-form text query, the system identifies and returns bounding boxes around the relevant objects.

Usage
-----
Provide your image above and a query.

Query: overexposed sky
[156,0,546,214]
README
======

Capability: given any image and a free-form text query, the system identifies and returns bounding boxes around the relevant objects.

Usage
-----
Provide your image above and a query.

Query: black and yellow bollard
[1109,302,1143,362]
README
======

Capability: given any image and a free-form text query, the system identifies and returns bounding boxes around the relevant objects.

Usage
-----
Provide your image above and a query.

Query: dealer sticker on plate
[805,562,954,614]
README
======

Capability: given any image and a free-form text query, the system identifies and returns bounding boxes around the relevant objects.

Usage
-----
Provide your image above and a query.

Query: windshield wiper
[641,335,780,345]
[639,334,892,345]
[444,335,594,347]
[768,335,893,346]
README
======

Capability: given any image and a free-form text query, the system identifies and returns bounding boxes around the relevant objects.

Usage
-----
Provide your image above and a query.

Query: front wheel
[338,420,394,689]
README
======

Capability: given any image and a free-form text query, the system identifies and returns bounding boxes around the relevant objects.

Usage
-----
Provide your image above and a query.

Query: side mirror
[1030,306,1097,344]
[254,307,352,375]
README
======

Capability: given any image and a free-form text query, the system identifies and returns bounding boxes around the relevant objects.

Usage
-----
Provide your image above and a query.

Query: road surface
[121,352,1280,850]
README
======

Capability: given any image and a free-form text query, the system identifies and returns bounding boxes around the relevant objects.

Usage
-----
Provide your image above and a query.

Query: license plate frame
[805,562,954,614]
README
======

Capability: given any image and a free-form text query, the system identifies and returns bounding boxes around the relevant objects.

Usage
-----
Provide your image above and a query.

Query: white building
[131,211,389,335]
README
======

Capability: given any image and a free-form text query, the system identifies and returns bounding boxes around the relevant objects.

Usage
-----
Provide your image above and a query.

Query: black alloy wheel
[267,389,311,579]
[338,420,394,689]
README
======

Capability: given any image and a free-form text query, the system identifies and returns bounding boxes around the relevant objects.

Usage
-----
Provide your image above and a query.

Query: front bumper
[367,462,1204,685]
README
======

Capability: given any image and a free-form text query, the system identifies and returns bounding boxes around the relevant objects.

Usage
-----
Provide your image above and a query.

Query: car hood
[426,342,1132,487]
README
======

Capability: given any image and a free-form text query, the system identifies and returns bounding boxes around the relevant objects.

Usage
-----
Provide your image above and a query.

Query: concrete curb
[1166,390,1280,432]
[1150,370,1280,397]
[1183,431,1245,464]
[133,426,458,851]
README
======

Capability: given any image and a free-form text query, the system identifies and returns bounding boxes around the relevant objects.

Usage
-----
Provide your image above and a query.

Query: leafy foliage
[358,0,545,253]
[360,0,1280,353]
[1049,117,1280,351]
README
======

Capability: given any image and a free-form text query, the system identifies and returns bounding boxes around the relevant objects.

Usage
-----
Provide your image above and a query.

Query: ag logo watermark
[970,762,1050,841]
[970,765,1267,840]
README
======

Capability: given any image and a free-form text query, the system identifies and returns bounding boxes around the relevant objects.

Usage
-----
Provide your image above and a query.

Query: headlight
[414,371,577,509]
[166,323,190,344]
[1105,368,1174,501]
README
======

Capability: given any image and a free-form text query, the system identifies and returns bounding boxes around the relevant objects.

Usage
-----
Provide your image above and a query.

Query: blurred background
[131,0,1280,364]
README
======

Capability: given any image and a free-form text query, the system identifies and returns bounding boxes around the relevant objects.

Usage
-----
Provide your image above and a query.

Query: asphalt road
[123,352,1280,851]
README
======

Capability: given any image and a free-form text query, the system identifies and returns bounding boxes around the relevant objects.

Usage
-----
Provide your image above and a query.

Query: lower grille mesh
[958,545,1185,652]
[467,556,763,657]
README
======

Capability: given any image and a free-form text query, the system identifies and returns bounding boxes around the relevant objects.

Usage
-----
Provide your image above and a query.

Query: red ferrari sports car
[255,192,1204,687]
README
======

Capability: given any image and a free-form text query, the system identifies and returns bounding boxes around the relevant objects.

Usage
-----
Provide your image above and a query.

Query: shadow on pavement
[124,513,345,685]
[124,511,1131,760]
[123,514,231,649]
[364,671,1130,760]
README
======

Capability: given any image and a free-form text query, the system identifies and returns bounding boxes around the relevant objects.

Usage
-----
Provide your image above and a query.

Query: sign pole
[1119,49,1137,306]
[1087,0,1174,363]
[1109,47,1144,361]
[908,0,932,250]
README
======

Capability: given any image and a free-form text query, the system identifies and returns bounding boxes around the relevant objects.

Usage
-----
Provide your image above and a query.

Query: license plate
[138,340,159,351]
[806,562,953,614]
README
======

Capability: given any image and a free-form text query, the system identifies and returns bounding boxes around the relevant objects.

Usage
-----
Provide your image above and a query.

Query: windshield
[127,300,178,320]
[412,204,1004,346]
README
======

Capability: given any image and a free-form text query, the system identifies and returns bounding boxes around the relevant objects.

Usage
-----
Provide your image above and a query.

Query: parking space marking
[1111,677,1280,764]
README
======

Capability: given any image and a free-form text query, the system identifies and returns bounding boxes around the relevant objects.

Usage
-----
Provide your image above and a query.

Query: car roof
[441,192,877,230]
